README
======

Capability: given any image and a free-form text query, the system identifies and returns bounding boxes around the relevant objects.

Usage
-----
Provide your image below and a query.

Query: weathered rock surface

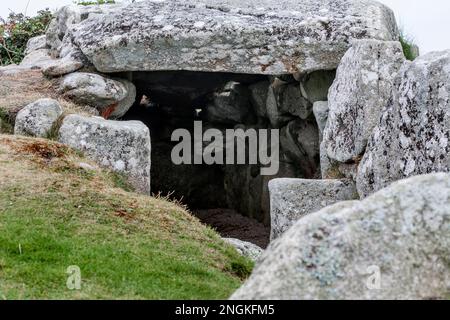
[319,141,332,179]
[18,49,55,70]
[41,56,84,77]
[300,70,335,103]
[313,101,329,142]
[46,4,122,55]
[205,82,252,124]
[269,178,357,239]
[59,72,136,118]
[14,99,63,138]
[58,115,151,194]
[232,173,450,300]
[0,48,82,76]
[25,35,48,55]
[223,238,263,262]
[323,39,405,162]
[56,0,398,75]
[267,79,310,127]
[224,160,300,225]
[357,50,450,197]
[280,119,320,178]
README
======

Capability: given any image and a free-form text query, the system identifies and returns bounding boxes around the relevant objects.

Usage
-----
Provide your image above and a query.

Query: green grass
[399,29,418,61]
[0,108,14,134]
[0,135,252,299]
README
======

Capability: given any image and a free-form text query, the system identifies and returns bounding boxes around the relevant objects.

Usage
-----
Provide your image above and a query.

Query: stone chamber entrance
[118,70,336,247]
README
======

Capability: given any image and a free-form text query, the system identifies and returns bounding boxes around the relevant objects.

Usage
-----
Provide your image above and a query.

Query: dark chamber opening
[119,70,334,247]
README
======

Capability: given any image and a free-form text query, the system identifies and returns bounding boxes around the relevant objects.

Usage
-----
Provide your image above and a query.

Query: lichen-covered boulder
[232,173,450,300]
[25,35,48,55]
[41,56,84,77]
[357,50,450,198]
[223,238,263,262]
[59,72,136,118]
[58,115,151,194]
[269,178,357,240]
[54,0,398,75]
[14,99,63,138]
[19,49,55,70]
[323,40,405,162]
[45,4,122,55]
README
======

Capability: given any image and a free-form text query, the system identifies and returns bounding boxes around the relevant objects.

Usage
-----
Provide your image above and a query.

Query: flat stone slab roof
[63,0,399,74]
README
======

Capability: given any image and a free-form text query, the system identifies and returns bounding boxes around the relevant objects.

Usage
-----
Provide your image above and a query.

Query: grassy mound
[0,135,252,299]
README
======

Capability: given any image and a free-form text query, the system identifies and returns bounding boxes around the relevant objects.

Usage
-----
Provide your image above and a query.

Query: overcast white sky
[1,0,449,54]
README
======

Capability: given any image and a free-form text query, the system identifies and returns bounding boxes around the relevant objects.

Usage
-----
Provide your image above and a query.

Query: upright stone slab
[357,50,450,197]
[52,0,398,74]
[313,101,329,142]
[58,115,151,194]
[323,39,405,162]
[269,178,357,239]
[232,173,450,300]
[14,99,63,138]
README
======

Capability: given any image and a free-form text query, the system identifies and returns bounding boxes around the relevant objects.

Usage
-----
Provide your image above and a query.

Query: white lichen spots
[439,136,448,148]
[153,15,165,22]
[362,70,378,85]
[114,160,126,171]
[193,21,205,29]
[162,25,174,31]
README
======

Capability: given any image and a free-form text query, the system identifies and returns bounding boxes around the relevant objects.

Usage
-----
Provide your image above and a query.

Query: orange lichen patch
[260,63,271,72]
[101,103,118,119]
[281,57,301,74]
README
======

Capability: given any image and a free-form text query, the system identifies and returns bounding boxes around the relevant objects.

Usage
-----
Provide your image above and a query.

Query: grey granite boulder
[46,4,122,55]
[19,49,55,70]
[14,99,63,138]
[357,50,450,198]
[59,72,136,118]
[58,0,398,74]
[323,40,405,162]
[232,173,450,300]
[223,238,264,262]
[58,115,151,194]
[269,178,357,240]
[25,35,48,55]
[41,56,84,77]
[300,70,335,103]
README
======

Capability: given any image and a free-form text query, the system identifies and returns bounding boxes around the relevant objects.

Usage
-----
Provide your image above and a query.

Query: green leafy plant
[0,9,53,66]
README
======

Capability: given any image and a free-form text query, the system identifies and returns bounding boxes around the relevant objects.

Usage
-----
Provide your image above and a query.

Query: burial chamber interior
[118,70,336,247]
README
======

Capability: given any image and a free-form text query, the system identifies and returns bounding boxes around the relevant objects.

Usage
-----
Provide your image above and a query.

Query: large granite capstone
[51,0,399,74]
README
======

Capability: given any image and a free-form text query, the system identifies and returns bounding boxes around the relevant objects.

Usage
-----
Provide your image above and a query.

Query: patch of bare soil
[194,208,270,248]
